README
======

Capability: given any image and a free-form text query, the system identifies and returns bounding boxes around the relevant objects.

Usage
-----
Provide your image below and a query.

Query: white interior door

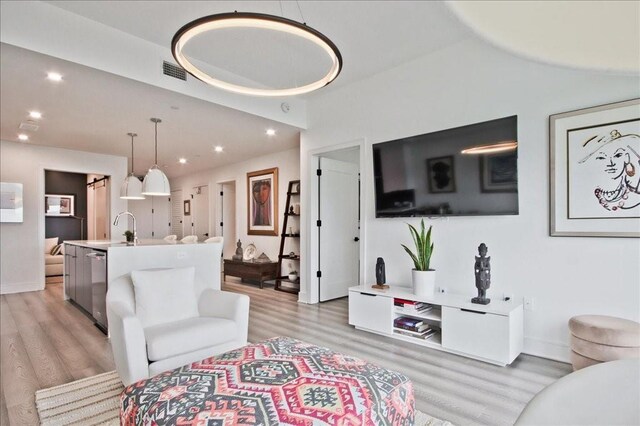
[170,189,184,239]
[319,157,360,301]
[191,186,209,241]
[220,182,236,259]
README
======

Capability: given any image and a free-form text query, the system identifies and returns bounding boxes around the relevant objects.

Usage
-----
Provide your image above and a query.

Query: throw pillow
[45,237,59,254]
[50,244,63,256]
[131,267,199,329]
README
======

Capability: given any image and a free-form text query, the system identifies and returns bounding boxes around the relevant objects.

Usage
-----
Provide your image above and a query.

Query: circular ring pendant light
[172,12,343,97]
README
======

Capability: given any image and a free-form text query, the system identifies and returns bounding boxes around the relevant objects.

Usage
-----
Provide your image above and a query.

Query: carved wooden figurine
[471,243,491,305]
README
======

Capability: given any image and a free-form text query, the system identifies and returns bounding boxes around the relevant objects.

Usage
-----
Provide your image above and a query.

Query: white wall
[300,38,640,362]
[169,147,300,262]
[0,141,128,294]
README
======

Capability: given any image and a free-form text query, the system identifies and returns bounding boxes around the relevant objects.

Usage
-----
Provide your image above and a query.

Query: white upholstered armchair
[106,248,249,386]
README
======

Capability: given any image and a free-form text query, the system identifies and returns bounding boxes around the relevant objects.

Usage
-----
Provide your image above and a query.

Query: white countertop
[64,239,200,250]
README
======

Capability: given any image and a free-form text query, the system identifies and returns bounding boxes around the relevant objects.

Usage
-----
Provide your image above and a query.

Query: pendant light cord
[150,117,162,166]
[295,0,306,24]
[154,121,158,165]
[127,132,137,175]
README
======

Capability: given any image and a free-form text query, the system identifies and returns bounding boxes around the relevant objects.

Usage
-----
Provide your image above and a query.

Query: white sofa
[45,237,63,277]
[106,247,250,386]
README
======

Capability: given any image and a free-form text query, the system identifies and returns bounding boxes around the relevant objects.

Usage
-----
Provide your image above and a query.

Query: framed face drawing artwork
[550,98,640,237]
[426,156,456,193]
[247,167,278,236]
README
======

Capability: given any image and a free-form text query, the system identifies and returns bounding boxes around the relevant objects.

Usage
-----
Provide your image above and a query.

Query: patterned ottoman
[121,337,414,425]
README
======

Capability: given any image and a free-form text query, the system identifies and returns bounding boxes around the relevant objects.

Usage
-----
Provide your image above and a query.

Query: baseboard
[0,281,44,294]
[523,336,571,364]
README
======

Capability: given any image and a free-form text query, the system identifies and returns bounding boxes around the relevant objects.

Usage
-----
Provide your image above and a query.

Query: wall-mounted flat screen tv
[373,116,518,218]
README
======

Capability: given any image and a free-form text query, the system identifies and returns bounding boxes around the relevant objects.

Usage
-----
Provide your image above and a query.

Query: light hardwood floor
[0,280,571,426]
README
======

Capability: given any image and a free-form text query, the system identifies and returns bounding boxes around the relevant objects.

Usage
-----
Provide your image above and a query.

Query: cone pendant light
[120,132,145,200]
[142,118,171,196]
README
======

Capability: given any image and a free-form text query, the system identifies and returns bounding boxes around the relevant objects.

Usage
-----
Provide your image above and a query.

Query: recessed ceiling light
[47,72,63,82]
[266,128,276,136]
[18,134,29,141]
[29,111,42,119]
[213,146,224,153]
[178,158,187,164]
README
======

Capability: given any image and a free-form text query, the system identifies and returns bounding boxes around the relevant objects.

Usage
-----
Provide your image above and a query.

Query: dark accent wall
[45,170,88,242]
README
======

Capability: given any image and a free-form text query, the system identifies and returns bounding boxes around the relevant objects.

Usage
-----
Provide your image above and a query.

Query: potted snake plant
[401,219,435,296]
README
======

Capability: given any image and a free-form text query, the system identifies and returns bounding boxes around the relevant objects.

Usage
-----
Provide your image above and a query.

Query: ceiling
[0,44,301,178]
[42,1,472,94]
[447,1,640,74]
[3,1,635,181]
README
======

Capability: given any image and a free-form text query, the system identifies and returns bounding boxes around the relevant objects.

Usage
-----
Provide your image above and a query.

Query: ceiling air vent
[163,61,187,81]
[19,121,39,132]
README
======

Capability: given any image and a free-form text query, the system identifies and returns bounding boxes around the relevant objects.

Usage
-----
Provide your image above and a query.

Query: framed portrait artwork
[480,151,518,193]
[550,98,640,237]
[45,194,75,217]
[426,156,456,193]
[247,167,278,236]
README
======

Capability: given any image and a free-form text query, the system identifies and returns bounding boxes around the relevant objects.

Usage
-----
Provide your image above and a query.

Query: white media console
[348,285,524,366]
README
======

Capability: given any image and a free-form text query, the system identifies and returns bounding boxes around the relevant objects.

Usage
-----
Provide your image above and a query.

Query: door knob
[354,237,360,242]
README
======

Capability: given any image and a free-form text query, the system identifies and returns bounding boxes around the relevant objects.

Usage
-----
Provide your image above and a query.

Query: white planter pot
[288,273,298,282]
[412,269,436,297]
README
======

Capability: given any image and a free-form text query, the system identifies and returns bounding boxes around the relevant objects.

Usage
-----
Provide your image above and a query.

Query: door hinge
[220,191,223,196]
[316,169,322,176]
[220,222,223,227]
[152,208,154,214]
[316,271,322,278]
[316,220,322,227]
[191,194,194,199]
[151,231,154,237]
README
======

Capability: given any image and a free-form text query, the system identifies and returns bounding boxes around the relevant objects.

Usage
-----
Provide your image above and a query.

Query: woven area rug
[36,371,452,425]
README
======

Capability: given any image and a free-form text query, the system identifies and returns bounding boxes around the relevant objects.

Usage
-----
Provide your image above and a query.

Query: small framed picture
[426,156,456,193]
[480,152,518,193]
[183,200,191,216]
[247,167,278,236]
[1,182,23,223]
[45,194,74,217]
[550,98,639,237]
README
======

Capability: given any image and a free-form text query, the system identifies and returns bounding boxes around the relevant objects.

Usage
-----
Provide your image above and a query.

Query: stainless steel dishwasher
[87,250,108,333]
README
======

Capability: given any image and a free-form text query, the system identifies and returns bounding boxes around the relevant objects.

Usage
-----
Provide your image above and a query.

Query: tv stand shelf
[348,285,523,366]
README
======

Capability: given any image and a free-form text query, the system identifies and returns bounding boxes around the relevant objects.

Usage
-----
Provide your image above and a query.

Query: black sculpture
[471,243,491,305]
[232,239,243,261]
[372,257,389,289]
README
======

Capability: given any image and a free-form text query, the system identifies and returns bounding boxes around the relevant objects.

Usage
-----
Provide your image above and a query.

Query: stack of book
[394,298,432,315]
[393,316,437,340]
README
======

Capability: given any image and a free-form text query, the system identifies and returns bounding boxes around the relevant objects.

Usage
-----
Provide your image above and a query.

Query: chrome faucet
[113,211,137,245]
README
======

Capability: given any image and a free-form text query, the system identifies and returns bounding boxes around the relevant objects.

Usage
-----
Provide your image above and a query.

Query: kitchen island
[63,239,220,332]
